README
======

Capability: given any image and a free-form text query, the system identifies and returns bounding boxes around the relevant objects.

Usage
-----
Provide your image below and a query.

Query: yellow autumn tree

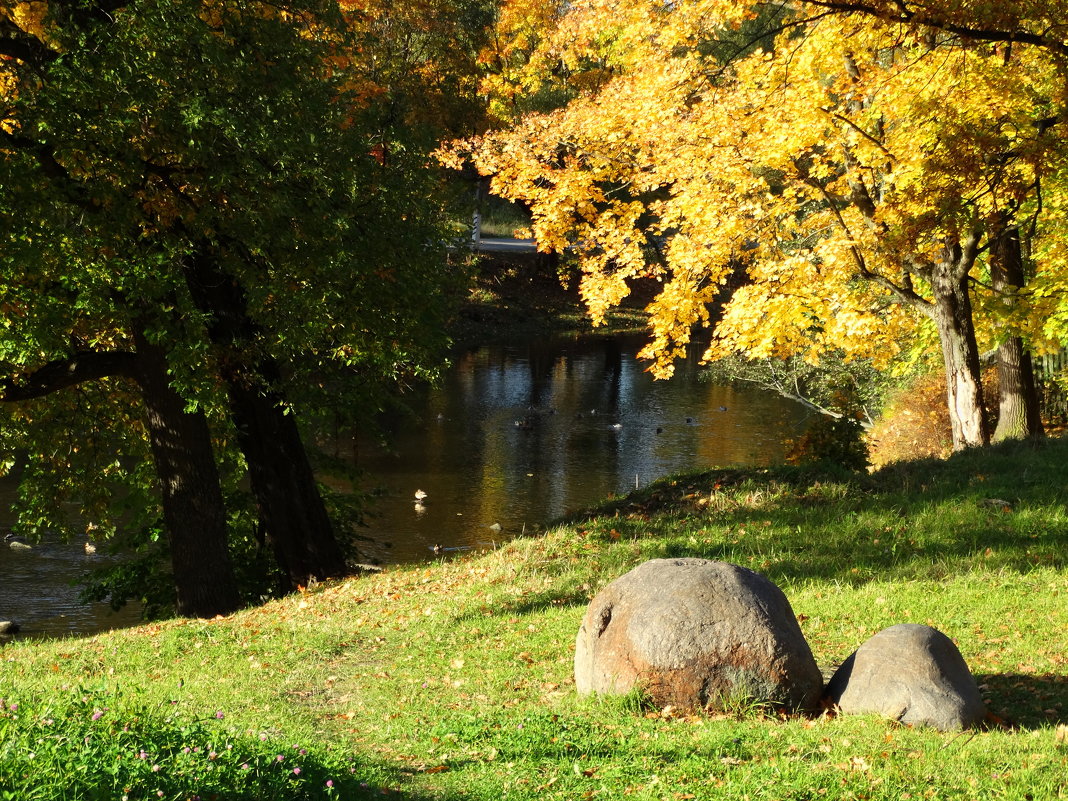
[453,0,1068,449]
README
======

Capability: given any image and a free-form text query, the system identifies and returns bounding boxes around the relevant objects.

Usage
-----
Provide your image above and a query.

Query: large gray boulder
[575,559,823,711]
[824,623,986,730]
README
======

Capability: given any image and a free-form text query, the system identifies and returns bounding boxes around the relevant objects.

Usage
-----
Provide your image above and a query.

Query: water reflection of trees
[358,335,807,560]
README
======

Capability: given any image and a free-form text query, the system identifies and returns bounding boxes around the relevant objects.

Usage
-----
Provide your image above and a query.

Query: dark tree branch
[794,155,931,311]
[829,111,896,161]
[48,0,132,28]
[955,226,983,283]
[0,18,59,66]
[0,351,138,402]
[786,0,1068,58]
[0,129,103,214]
[1,0,132,69]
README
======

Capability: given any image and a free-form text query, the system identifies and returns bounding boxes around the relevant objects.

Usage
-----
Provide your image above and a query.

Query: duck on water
[4,532,32,551]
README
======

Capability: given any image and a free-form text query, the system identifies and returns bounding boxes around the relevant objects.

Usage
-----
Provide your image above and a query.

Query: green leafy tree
[1,0,462,615]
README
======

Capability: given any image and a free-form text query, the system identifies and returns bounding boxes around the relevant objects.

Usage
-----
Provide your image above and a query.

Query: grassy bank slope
[2,440,1067,800]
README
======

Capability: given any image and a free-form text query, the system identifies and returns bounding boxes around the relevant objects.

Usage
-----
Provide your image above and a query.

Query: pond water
[1,332,812,640]
[0,521,142,641]
[352,333,811,564]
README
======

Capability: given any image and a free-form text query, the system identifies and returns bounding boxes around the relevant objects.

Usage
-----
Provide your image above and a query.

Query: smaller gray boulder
[824,623,985,730]
[0,620,19,635]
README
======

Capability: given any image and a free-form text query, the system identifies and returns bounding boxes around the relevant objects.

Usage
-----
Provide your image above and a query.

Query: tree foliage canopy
[1,0,476,613]
[453,0,1068,448]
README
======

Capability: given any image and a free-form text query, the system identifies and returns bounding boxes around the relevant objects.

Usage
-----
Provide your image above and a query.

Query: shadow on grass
[453,440,1068,622]
[564,438,1068,587]
[452,584,591,625]
[977,673,1068,729]
[0,685,462,801]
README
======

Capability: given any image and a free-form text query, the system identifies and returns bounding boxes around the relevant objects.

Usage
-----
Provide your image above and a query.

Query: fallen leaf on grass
[983,711,1015,730]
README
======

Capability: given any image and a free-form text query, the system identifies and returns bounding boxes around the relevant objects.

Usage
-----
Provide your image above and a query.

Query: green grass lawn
[2,438,1067,799]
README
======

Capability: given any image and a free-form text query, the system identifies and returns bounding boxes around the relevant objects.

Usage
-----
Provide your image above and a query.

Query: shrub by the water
[785,415,869,471]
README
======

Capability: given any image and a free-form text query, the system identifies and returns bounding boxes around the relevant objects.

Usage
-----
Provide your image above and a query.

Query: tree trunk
[990,223,1044,441]
[132,328,242,617]
[224,372,348,588]
[181,248,347,591]
[930,250,989,450]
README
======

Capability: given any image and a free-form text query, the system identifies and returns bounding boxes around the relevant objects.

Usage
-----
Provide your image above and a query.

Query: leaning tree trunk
[222,363,348,589]
[929,247,989,450]
[990,223,1044,442]
[0,337,242,618]
[133,328,242,617]
[181,248,347,591]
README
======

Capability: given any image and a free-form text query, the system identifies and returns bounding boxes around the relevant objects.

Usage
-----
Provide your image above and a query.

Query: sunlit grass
[0,687,355,800]
[476,197,531,239]
[2,437,1067,799]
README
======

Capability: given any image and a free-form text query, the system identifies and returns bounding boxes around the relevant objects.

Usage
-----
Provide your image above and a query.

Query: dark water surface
[1,333,811,639]
[354,334,810,563]
[0,524,142,640]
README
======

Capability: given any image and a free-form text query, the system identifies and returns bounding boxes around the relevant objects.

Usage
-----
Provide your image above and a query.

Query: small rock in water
[0,621,20,635]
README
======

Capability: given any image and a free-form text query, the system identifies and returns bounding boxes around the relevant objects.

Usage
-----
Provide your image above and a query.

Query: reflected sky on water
[354,333,811,563]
